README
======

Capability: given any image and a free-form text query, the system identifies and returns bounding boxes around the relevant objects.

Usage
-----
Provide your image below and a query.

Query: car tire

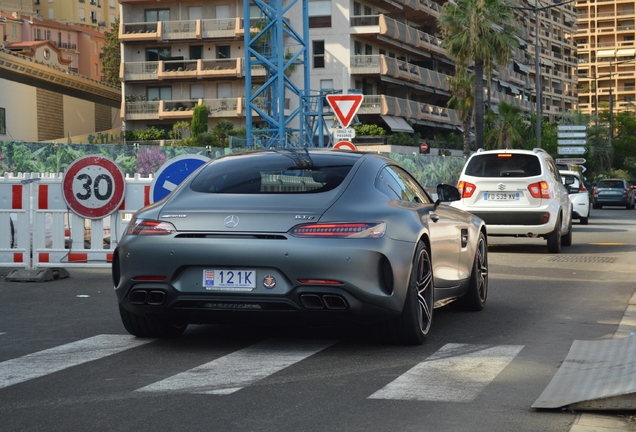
[119,305,187,338]
[385,241,433,346]
[580,216,588,225]
[455,231,488,311]
[547,215,562,253]
[593,204,601,209]
[561,215,572,247]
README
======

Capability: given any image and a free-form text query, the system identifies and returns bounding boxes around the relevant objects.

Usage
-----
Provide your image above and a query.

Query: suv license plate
[484,192,520,201]
[203,269,256,291]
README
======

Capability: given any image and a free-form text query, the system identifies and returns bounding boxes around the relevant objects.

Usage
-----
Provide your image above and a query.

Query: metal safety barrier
[0,172,152,271]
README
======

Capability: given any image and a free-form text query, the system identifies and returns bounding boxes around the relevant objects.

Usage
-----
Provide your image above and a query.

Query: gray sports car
[113,149,488,345]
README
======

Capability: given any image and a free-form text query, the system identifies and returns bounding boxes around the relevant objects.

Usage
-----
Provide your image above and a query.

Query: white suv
[451,148,573,253]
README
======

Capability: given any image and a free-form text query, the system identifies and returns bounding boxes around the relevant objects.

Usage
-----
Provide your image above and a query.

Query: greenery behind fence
[0,141,467,190]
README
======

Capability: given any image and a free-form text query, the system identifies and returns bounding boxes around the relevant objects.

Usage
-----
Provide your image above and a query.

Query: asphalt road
[1,206,635,432]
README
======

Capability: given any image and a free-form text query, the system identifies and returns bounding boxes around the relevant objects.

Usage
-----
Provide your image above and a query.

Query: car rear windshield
[597,180,625,188]
[189,151,357,194]
[464,154,541,178]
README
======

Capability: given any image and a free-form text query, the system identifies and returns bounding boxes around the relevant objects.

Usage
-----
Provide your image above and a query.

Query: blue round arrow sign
[150,154,210,204]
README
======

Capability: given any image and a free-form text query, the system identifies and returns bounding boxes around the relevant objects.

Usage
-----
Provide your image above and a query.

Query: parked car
[450,148,573,253]
[112,149,489,345]
[560,170,590,225]
[592,179,635,209]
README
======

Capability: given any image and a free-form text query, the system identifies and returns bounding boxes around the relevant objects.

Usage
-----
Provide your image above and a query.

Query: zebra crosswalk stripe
[0,334,153,389]
[137,338,337,395]
[369,343,524,402]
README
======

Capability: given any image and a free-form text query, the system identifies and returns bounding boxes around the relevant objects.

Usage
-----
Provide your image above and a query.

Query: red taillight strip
[289,222,385,238]
[297,279,343,285]
[132,276,167,281]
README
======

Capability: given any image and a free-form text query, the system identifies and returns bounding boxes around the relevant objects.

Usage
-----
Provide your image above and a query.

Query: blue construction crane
[244,0,331,148]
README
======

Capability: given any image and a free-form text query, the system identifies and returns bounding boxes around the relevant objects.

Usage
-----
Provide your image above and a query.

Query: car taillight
[125,219,176,236]
[457,181,477,198]
[579,184,587,192]
[593,188,598,196]
[289,222,386,238]
[528,181,550,199]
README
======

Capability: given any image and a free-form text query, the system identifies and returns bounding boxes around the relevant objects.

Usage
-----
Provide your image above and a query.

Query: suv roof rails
[533,148,547,154]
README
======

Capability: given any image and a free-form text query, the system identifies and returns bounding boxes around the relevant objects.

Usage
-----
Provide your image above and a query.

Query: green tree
[101,17,121,88]
[438,0,519,149]
[213,120,235,149]
[493,102,526,149]
[191,105,210,138]
[446,67,475,156]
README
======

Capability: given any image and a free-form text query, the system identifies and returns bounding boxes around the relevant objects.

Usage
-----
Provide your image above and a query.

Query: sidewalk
[570,290,636,432]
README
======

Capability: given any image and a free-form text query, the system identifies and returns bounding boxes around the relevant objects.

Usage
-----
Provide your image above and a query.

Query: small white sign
[558,139,587,145]
[558,147,587,155]
[557,132,587,138]
[333,128,356,140]
[557,125,586,131]
[556,158,586,164]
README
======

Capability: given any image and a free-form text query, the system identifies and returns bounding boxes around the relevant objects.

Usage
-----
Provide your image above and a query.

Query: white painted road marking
[369,343,524,402]
[0,335,153,389]
[137,339,336,395]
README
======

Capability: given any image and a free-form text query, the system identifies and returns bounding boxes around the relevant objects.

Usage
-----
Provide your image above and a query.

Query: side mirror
[436,184,461,203]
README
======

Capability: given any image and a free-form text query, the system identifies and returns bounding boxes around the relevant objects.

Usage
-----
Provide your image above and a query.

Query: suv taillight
[579,184,587,192]
[528,181,550,199]
[458,181,477,198]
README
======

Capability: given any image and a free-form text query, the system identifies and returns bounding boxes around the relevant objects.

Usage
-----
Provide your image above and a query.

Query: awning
[540,58,555,67]
[381,115,414,133]
[617,48,635,57]
[515,61,530,74]
[597,49,616,58]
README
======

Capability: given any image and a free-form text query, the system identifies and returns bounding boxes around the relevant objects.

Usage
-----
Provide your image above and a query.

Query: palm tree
[493,102,526,149]
[438,0,520,149]
[447,67,475,157]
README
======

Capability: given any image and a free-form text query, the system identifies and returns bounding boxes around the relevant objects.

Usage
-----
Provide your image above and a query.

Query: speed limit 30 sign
[62,156,126,219]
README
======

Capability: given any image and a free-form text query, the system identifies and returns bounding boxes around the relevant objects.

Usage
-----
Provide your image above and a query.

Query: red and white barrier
[0,172,152,270]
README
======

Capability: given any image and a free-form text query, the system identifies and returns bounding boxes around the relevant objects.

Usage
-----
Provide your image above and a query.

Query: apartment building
[31,0,118,29]
[118,0,575,141]
[576,0,636,116]
[518,0,578,120]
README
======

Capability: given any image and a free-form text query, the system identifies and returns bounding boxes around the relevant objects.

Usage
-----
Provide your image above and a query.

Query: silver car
[113,149,488,345]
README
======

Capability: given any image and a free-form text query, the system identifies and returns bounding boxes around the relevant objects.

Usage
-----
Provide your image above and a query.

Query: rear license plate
[603,191,621,195]
[203,269,256,291]
[484,192,520,201]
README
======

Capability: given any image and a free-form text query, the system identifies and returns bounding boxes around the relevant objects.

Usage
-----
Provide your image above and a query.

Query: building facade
[118,0,576,142]
[31,0,118,30]
[576,0,636,116]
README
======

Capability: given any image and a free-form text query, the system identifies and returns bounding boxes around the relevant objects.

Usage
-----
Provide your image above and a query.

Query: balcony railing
[125,101,160,120]
[163,20,197,40]
[123,59,244,81]
[120,18,245,42]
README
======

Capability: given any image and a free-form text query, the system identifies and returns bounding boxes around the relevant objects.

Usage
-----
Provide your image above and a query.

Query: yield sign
[326,94,364,128]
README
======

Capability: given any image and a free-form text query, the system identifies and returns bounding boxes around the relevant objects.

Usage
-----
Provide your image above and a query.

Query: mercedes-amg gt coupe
[113,149,488,345]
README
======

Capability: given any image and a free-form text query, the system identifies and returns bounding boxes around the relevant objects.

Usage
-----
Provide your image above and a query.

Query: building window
[0,108,5,135]
[354,41,362,55]
[79,8,85,21]
[12,24,17,38]
[48,8,54,19]
[320,79,333,91]
[308,0,331,28]
[190,45,203,60]
[217,45,230,59]
[312,40,325,68]
[146,47,171,61]
[109,0,115,8]
[147,86,172,101]
[145,9,170,23]
[191,84,205,100]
